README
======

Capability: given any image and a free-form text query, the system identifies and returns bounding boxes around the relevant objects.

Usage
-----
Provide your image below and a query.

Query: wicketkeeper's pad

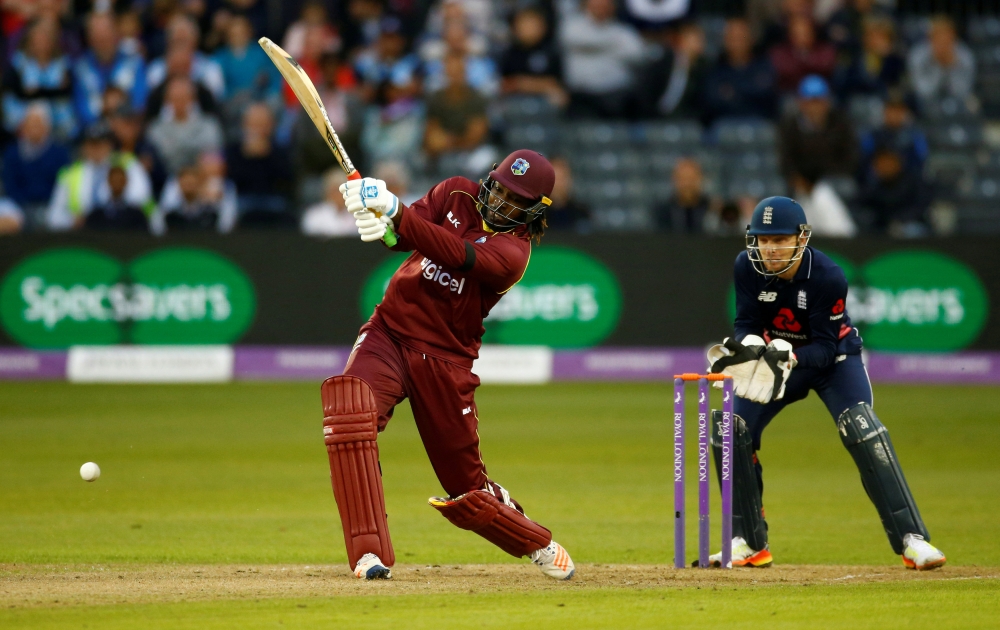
[322,375,394,568]
[429,490,551,557]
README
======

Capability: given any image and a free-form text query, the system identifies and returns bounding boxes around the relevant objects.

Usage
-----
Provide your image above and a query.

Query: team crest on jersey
[511,158,530,176]
[797,290,807,309]
[475,236,487,243]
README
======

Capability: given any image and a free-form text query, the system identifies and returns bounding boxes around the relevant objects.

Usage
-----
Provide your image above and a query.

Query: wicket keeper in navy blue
[706,196,946,570]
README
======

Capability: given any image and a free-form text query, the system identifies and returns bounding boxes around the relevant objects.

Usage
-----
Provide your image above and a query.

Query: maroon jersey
[371,177,530,368]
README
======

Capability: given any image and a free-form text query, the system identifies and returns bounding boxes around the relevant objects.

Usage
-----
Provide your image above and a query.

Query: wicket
[673,373,733,569]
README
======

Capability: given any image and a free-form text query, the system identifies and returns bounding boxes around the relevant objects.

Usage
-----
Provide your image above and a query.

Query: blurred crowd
[0,0,992,238]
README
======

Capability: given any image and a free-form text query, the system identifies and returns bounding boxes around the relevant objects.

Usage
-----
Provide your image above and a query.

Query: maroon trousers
[343,321,487,497]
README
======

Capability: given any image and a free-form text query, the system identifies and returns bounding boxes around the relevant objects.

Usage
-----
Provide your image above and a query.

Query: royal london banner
[0,233,998,351]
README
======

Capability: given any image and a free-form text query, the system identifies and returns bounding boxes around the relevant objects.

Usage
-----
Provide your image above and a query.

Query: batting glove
[353,210,392,242]
[340,177,399,219]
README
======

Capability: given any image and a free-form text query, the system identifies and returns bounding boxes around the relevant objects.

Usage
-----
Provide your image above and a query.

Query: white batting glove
[708,335,765,398]
[340,178,399,219]
[745,339,797,404]
[354,210,392,242]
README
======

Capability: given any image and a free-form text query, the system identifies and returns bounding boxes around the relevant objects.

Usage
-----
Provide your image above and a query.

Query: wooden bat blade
[258,36,359,179]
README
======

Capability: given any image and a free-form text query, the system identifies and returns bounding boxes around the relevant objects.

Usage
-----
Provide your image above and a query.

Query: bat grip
[347,171,362,181]
[345,169,397,246]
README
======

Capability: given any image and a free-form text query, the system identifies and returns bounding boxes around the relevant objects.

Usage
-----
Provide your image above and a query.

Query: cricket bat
[258,36,397,246]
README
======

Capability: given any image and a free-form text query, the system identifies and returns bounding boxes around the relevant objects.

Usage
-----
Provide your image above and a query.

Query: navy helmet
[746,196,812,276]
[747,196,808,235]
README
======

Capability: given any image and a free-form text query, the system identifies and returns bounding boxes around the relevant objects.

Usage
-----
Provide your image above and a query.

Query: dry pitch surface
[3,563,996,609]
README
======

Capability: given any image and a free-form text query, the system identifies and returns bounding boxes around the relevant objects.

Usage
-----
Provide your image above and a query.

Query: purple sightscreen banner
[4,346,1000,383]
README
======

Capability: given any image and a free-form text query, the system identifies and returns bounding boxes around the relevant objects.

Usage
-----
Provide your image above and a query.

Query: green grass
[2,382,999,627]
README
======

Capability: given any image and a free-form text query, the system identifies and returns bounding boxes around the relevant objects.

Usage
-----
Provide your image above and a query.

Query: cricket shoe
[704,536,773,568]
[901,534,946,570]
[531,541,575,580]
[354,552,392,580]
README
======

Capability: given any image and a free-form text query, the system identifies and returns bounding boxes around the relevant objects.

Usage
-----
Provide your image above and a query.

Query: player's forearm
[396,204,471,269]
[791,342,836,370]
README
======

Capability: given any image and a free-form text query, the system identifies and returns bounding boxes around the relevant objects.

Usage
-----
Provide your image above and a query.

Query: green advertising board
[360,246,622,347]
[726,249,988,352]
[0,247,256,348]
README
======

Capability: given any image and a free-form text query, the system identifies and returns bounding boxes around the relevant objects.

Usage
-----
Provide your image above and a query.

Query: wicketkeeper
[706,196,946,570]
[320,150,575,580]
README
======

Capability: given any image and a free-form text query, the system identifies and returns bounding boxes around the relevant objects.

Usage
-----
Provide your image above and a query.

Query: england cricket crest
[511,158,530,176]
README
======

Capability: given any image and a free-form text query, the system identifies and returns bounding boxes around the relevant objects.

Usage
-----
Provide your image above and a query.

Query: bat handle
[347,171,362,181]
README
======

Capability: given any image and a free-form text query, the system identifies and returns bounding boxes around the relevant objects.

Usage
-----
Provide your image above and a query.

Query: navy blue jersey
[733,246,862,369]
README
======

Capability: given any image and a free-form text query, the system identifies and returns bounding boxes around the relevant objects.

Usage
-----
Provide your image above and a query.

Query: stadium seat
[712,120,778,148]
[967,16,1000,45]
[504,123,559,155]
[499,96,560,123]
[642,121,703,148]
[955,200,1000,234]
[926,152,977,197]
[926,122,984,150]
[922,96,979,122]
[568,122,631,148]
[849,96,884,131]
[957,176,1000,201]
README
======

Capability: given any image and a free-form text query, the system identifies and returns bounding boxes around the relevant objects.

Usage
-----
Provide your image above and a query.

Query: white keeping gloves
[708,336,798,404]
[340,177,399,242]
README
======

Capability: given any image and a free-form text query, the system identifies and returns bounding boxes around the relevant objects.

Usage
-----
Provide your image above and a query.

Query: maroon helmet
[478,150,554,233]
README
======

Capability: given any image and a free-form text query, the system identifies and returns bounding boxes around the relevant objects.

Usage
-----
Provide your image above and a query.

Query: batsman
[319,150,575,580]
[706,196,946,570]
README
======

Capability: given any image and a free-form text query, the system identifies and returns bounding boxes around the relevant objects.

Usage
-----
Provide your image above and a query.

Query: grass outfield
[1,381,999,628]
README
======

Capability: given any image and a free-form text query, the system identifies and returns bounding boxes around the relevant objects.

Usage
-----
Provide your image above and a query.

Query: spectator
[0,198,25,234]
[4,0,82,60]
[146,15,225,101]
[500,5,567,108]
[83,165,151,231]
[300,168,355,237]
[702,18,776,124]
[907,16,976,109]
[623,0,692,29]
[47,122,154,231]
[560,0,646,119]
[144,46,220,120]
[109,104,169,197]
[225,103,292,222]
[2,17,76,140]
[834,16,905,99]
[154,161,237,234]
[354,16,421,103]
[770,14,837,94]
[419,0,495,61]
[779,75,857,189]
[747,0,815,50]
[373,160,420,205]
[147,76,224,174]
[655,158,715,233]
[544,157,591,233]
[795,163,858,237]
[704,196,754,236]
[858,145,931,237]
[340,0,387,55]
[423,9,499,97]
[283,1,342,59]
[639,21,709,119]
[826,0,890,56]
[214,15,282,110]
[293,52,366,181]
[859,93,928,184]
[2,104,71,224]
[361,74,426,172]
[73,12,147,127]
[423,53,495,176]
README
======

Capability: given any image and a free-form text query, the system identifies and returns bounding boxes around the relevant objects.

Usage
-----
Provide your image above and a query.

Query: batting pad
[322,375,394,568]
[429,490,551,557]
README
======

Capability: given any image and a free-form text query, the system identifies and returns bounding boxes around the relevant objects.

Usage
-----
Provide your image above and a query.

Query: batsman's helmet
[478,150,553,234]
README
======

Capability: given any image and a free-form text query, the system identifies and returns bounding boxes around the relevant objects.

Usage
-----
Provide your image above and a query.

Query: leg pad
[838,402,929,554]
[322,375,394,568]
[429,489,552,558]
[712,411,768,551]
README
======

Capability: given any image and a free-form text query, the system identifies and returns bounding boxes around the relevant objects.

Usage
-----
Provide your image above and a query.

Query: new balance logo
[758,292,778,302]
[447,211,461,228]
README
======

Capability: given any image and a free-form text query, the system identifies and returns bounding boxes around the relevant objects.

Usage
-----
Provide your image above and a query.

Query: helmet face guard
[746,225,813,277]
[477,176,550,233]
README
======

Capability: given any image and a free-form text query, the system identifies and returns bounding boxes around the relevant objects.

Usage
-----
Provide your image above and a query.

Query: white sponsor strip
[67,346,234,383]
[473,345,553,384]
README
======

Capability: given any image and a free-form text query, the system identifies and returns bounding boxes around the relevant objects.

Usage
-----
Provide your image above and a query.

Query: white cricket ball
[80,462,101,482]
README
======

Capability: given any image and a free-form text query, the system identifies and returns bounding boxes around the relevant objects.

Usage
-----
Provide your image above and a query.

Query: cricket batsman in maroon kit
[320,150,575,580]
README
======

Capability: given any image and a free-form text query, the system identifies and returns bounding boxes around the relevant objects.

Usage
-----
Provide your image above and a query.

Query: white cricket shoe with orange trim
[354,552,392,580]
[902,534,946,570]
[531,541,575,580]
[707,536,773,568]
